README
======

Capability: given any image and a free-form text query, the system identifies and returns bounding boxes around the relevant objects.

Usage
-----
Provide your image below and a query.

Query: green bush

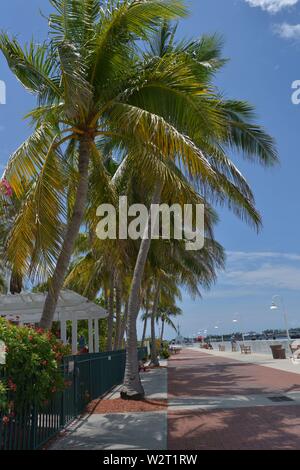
[160,347,170,359]
[0,318,71,415]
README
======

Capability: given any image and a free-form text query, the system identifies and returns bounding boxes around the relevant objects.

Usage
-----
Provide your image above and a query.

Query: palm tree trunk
[141,287,150,346]
[150,280,160,367]
[39,136,91,329]
[106,272,115,351]
[118,300,128,349]
[121,183,162,400]
[160,319,165,343]
[114,275,122,350]
[141,317,148,347]
[10,271,22,294]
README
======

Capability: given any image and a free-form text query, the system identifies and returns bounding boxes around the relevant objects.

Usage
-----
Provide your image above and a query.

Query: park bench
[240,345,251,354]
[169,345,182,355]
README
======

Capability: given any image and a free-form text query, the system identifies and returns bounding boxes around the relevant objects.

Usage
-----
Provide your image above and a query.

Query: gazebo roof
[0,289,107,323]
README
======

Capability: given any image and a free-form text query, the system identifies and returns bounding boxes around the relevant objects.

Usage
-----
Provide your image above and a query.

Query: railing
[0,347,147,450]
[209,340,292,355]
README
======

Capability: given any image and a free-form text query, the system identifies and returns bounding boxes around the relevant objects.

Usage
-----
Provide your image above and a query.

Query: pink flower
[0,179,13,197]
[8,379,17,392]
[2,416,10,425]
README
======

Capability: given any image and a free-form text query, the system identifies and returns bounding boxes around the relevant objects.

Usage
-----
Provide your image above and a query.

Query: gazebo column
[72,318,78,355]
[60,319,67,345]
[88,318,94,353]
[94,319,99,353]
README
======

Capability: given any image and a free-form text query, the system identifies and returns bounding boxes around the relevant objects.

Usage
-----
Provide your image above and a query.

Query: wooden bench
[169,345,182,355]
[240,345,251,354]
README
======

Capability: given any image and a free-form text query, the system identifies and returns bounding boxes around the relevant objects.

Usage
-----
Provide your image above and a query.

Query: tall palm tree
[157,304,182,343]
[0,0,189,329]
[0,3,278,400]
[121,24,277,398]
[144,230,224,366]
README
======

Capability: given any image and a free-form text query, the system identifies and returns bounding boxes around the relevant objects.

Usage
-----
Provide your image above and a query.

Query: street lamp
[233,315,245,342]
[270,295,291,342]
[214,325,224,343]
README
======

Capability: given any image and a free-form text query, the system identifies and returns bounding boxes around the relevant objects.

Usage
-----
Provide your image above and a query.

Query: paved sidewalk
[168,349,300,450]
[192,347,300,375]
[50,366,168,451]
[50,349,300,450]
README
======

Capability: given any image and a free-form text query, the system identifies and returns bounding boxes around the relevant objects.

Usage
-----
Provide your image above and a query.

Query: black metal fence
[0,347,147,450]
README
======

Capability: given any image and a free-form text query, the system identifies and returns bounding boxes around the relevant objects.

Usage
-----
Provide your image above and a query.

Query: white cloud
[208,251,300,296]
[274,22,300,38]
[227,251,300,262]
[225,264,300,290]
[245,0,299,13]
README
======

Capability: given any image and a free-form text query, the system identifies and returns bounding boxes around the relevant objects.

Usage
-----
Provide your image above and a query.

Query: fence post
[89,357,93,401]
[73,357,78,415]
[30,404,37,450]
[60,391,65,428]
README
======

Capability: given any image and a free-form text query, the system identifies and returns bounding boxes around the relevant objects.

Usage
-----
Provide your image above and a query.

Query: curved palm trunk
[141,287,150,347]
[150,281,160,367]
[121,183,162,400]
[118,300,128,349]
[114,275,122,350]
[40,136,91,330]
[160,319,165,343]
[106,272,115,351]
[141,317,148,347]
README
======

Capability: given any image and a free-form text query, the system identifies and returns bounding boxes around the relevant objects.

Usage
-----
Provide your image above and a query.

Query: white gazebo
[0,289,108,354]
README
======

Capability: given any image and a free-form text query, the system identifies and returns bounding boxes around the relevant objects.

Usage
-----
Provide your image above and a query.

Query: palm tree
[0,0,188,329]
[157,304,182,344]
[141,283,152,346]
[0,189,23,293]
[0,3,278,400]
[144,230,224,366]
[149,275,182,366]
[120,24,277,398]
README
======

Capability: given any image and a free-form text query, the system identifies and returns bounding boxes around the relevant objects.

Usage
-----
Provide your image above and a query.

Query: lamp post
[233,315,245,342]
[270,295,291,342]
[214,325,224,343]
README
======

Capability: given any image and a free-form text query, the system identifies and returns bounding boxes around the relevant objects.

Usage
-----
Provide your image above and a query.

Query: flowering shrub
[0,318,71,416]
[0,381,7,411]
[0,179,13,197]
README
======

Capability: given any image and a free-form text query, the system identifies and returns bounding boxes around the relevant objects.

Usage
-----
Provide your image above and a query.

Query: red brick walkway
[167,349,300,450]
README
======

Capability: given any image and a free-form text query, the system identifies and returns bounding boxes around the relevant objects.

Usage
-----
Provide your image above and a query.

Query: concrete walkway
[50,366,168,451]
[50,350,300,450]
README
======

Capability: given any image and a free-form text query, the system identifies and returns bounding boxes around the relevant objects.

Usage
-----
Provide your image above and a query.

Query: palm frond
[5,147,66,281]
[0,34,60,104]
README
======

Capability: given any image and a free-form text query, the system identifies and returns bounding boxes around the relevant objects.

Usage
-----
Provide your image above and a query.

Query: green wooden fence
[0,348,147,450]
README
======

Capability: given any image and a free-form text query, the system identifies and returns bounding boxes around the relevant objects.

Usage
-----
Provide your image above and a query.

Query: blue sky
[1,0,300,339]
